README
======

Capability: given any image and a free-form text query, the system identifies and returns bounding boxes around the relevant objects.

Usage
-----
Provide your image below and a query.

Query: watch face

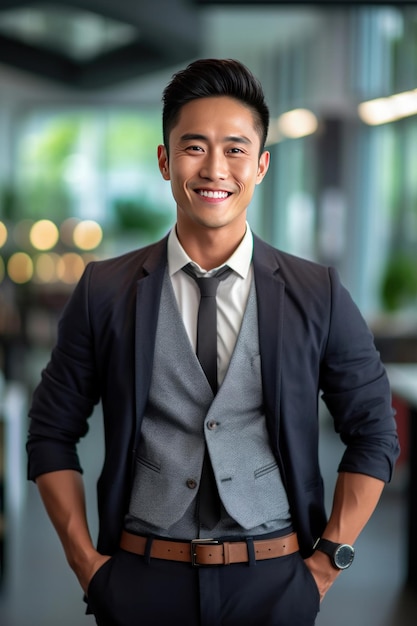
[334,544,355,569]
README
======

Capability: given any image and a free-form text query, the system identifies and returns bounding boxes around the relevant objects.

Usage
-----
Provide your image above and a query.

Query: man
[27,59,399,626]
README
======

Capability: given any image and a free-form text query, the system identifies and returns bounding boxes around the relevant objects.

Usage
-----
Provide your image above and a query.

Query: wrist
[313,537,355,570]
[308,548,339,576]
[69,547,109,594]
[65,538,98,574]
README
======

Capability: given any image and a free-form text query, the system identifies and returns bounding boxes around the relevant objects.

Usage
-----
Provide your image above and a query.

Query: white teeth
[198,190,229,199]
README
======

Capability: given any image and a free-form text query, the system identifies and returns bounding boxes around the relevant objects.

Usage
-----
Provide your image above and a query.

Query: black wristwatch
[313,538,355,570]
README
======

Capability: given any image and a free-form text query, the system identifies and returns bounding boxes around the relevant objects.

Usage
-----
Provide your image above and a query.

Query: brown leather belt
[120,530,299,567]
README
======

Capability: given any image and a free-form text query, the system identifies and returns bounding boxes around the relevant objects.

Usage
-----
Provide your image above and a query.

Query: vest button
[207,420,218,430]
[186,479,197,489]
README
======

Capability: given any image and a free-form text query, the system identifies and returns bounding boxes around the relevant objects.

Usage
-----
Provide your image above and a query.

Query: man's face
[158,96,269,237]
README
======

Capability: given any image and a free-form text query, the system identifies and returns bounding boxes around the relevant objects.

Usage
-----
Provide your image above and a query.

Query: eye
[186,145,204,152]
[228,147,244,154]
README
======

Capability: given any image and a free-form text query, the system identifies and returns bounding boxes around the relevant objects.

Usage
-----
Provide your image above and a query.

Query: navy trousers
[87,544,320,626]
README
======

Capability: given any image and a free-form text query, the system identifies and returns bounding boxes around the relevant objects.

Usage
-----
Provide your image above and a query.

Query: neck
[176,223,246,270]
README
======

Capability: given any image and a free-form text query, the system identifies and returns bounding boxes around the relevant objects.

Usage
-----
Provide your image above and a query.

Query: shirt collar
[167,224,253,279]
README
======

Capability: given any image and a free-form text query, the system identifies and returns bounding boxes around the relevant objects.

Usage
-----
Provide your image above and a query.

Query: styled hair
[162,58,269,154]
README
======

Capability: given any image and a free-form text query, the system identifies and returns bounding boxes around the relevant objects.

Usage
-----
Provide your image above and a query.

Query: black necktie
[182,263,232,393]
[182,263,232,528]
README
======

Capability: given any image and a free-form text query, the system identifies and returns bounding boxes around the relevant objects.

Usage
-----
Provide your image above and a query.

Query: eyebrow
[179,133,253,145]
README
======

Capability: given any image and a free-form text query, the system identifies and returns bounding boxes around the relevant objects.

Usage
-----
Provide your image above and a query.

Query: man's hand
[75,550,112,594]
[304,550,340,602]
[35,471,112,595]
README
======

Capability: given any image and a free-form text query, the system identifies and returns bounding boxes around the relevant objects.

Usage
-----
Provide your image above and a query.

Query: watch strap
[313,537,355,570]
[314,537,338,553]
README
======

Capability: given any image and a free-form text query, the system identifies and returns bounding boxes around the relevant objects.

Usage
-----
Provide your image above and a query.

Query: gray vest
[125,271,291,538]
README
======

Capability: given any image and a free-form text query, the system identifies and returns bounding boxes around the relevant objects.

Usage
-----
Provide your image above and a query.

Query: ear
[158,145,170,180]
[256,150,270,185]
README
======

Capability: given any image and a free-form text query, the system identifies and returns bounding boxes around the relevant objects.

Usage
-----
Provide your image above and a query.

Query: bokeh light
[73,220,103,250]
[57,253,85,284]
[30,219,59,251]
[33,253,60,284]
[7,252,34,284]
[0,221,7,248]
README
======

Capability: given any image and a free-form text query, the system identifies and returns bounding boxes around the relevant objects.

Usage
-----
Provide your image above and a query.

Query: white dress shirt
[167,225,253,386]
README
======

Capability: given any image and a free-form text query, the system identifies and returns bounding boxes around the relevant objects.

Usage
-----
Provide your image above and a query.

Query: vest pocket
[136,455,161,473]
[254,461,279,479]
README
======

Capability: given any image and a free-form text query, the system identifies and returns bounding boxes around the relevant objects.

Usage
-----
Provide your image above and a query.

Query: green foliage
[12,110,164,224]
[17,116,80,220]
[19,182,71,221]
[380,252,417,311]
[26,117,80,167]
[114,199,171,237]
[105,113,162,166]
[0,184,19,220]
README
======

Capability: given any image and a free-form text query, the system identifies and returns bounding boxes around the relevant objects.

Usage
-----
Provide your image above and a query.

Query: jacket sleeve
[320,267,400,483]
[27,263,100,480]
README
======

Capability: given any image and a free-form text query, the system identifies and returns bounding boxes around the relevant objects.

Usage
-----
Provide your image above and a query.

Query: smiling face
[158,96,269,243]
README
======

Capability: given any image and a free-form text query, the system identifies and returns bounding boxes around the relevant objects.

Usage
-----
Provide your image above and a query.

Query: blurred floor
[0,408,415,626]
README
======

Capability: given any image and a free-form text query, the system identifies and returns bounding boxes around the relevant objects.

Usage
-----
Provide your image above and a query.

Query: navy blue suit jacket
[27,234,399,557]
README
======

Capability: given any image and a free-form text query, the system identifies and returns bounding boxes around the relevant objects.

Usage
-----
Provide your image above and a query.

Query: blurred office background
[0,1,416,624]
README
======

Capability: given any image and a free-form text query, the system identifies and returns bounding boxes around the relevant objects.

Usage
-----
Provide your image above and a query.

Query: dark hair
[162,58,269,154]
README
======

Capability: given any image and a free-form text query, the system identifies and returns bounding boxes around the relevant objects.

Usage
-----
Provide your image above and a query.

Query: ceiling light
[358,89,417,125]
[0,5,139,62]
[266,108,318,145]
[278,108,318,139]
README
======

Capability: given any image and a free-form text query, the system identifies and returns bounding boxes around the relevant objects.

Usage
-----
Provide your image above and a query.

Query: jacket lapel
[253,236,285,449]
[134,237,168,448]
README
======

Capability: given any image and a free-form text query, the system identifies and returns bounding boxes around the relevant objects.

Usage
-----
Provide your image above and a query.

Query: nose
[199,149,228,180]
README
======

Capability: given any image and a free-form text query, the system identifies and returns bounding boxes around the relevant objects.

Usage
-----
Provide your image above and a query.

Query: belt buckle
[191,538,221,567]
